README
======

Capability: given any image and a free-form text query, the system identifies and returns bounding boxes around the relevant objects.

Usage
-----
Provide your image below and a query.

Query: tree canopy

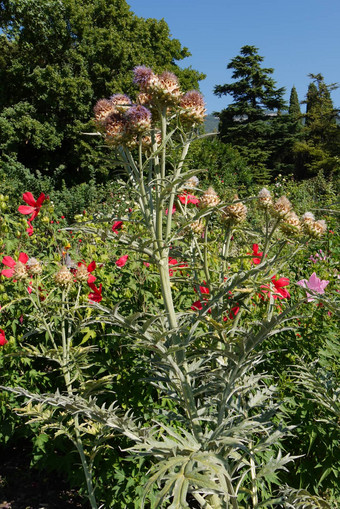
[0,0,204,183]
[213,45,297,180]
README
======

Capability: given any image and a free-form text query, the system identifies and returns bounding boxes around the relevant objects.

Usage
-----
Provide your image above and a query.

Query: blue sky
[128,0,340,114]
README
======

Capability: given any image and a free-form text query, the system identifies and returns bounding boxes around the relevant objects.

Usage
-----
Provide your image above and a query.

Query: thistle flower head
[280,211,301,235]
[272,196,292,219]
[137,92,153,106]
[179,90,206,124]
[55,266,73,287]
[310,219,327,238]
[26,257,43,275]
[157,71,182,103]
[13,261,28,280]
[199,187,220,209]
[133,66,160,92]
[125,105,152,133]
[93,98,115,123]
[222,195,247,224]
[183,176,199,189]
[258,187,272,208]
[301,212,315,224]
[75,264,89,282]
[189,220,205,235]
[109,94,132,112]
[104,112,127,144]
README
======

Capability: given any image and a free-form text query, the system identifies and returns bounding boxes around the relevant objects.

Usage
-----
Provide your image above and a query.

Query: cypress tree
[289,86,301,119]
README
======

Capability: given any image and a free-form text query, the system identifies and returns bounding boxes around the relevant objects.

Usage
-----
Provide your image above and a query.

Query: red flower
[88,282,102,303]
[112,221,123,234]
[26,221,34,236]
[18,192,47,221]
[191,300,211,313]
[223,305,240,321]
[178,192,199,205]
[1,253,29,278]
[194,283,209,295]
[251,244,263,265]
[116,255,128,267]
[0,329,7,346]
[168,257,188,276]
[261,275,290,300]
[77,261,96,283]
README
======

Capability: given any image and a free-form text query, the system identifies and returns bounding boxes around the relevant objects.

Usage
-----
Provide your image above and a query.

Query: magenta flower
[297,272,329,302]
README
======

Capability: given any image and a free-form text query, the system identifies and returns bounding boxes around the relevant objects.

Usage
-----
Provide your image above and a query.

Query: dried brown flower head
[55,266,73,287]
[179,90,206,124]
[222,195,247,224]
[272,196,292,219]
[199,187,220,209]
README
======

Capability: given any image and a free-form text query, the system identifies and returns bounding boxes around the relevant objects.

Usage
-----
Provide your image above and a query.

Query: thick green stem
[249,442,258,508]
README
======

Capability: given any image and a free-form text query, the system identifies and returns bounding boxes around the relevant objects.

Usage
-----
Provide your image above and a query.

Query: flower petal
[18,205,35,215]
[1,268,15,278]
[22,192,36,206]
[18,253,29,264]
[35,192,46,207]
[2,256,16,268]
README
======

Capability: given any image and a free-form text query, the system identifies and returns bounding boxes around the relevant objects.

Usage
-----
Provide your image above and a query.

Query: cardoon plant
[1,66,334,508]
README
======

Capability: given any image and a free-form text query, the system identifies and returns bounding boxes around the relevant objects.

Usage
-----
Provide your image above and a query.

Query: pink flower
[297,272,329,302]
[165,205,176,215]
[18,192,47,221]
[261,275,290,300]
[112,221,123,234]
[1,253,29,278]
[116,255,128,267]
[88,282,103,303]
[0,329,7,346]
[178,192,199,205]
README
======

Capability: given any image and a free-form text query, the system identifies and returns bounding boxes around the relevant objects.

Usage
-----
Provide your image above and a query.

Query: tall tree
[0,0,204,183]
[294,74,340,177]
[214,45,290,180]
[289,86,301,119]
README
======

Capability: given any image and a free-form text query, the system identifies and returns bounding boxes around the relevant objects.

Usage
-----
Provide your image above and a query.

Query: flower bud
[188,220,205,235]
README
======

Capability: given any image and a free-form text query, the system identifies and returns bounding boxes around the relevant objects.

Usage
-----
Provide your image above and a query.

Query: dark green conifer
[289,86,301,119]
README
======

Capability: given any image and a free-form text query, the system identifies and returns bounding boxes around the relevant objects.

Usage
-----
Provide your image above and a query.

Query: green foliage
[293,74,340,178]
[0,68,338,508]
[0,0,204,184]
[214,45,300,180]
[289,86,302,119]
